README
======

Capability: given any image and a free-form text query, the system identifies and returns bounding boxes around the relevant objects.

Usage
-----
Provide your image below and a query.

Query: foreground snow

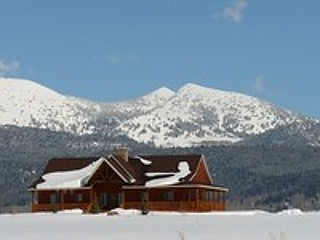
[0,209,318,240]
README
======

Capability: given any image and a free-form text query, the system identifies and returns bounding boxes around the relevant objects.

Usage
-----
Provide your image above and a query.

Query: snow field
[0,209,319,240]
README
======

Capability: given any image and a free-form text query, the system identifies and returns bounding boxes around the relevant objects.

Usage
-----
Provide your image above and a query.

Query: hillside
[1,126,320,212]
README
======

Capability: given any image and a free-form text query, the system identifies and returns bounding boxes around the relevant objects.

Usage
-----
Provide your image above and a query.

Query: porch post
[31,191,34,212]
[60,190,64,210]
[196,189,199,211]
[122,190,125,209]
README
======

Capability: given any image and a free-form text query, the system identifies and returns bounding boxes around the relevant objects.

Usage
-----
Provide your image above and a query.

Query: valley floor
[0,209,318,240]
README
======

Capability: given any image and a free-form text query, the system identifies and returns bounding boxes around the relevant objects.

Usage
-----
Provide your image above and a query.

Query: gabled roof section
[104,155,136,184]
[189,155,213,185]
[29,156,137,190]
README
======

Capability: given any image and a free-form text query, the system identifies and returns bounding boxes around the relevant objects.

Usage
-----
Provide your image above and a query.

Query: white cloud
[222,0,249,23]
[0,60,19,76]
[106,53,139,64]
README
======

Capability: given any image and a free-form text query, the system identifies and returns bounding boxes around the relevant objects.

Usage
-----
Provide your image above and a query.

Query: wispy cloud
[106,53,139,64]
[213,0,249,23]
[223,0,249,23]
[0,60,19,76]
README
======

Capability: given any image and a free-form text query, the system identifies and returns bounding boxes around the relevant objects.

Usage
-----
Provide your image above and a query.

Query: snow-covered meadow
[0,209,318,240]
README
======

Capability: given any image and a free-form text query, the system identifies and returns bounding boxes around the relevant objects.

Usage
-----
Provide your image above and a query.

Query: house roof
[29,157,101,189]
[29,154,213,190]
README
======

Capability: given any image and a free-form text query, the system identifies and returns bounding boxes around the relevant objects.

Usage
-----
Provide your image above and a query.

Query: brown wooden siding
[124,201,225,212]
[190,159,212,185]
[32,187,226,212]
[31,189,91,212]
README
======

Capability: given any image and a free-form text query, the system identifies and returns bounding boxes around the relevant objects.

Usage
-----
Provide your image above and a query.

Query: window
[109,193,115,208]
[213,191,219,202]
[100,193,108,207]
[210,191,214,202]
[50,192,58,204]
[204,191,215,202]
[75,193,83,203]
[188,190,194,201]
[163,191,174,201]
[205,191,211,201]
[117,193,122,205]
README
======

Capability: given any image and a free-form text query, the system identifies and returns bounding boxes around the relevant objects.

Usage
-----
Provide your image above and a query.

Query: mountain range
[0,77,319,147]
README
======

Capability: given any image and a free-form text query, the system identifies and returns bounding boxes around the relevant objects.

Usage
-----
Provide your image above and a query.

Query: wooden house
[28,149,228,212]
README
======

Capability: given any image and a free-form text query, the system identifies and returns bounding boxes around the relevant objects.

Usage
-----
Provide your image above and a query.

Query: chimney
[113,147,129,162]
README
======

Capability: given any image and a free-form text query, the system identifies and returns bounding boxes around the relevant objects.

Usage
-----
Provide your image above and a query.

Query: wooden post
[196,189,199,211]
[122,191,125,209]
[61,190,64,210]
[31,191,34,212]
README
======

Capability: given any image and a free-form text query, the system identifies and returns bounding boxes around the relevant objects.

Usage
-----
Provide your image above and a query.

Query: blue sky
[1,0,320,117]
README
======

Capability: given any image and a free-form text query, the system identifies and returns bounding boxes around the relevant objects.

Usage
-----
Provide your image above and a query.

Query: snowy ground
[0,209,319,240]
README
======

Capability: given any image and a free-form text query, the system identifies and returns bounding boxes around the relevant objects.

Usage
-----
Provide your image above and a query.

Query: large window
[100,193,108,208]
[163,191,174,201]
[109,193,122,209]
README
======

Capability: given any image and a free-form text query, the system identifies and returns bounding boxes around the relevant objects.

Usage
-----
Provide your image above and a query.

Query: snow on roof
[135,156,152,166]
[145,161,191,187]
[145,172,175,177]
[37,157,105,189]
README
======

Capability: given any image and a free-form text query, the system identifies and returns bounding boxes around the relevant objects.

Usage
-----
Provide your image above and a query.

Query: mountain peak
[178,83,225,94]
[151,86,175,98]
[141,86,175,103]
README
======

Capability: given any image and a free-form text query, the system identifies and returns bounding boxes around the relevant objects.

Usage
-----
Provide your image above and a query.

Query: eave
[123,184,229,192]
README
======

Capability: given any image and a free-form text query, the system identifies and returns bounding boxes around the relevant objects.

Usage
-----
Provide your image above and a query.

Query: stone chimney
[113,147,129,162]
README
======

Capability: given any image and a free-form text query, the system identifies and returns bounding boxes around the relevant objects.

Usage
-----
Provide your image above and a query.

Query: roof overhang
[122,184,229,192]
[28,186,92,192]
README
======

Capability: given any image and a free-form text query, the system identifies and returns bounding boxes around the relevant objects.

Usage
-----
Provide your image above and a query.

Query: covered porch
[123,184,228,212]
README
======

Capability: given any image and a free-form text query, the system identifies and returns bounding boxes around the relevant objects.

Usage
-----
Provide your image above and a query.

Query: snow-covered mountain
[100,86,174,120]
[0,78,102,134]
[0,77,315,147]
[118,83,300,146]
[0,78,174,135]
